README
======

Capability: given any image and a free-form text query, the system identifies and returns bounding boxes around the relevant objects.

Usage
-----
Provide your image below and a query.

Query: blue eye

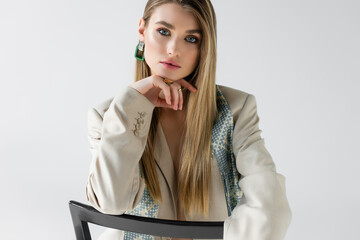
[158,28,170,36]
[157,28,199,44]
[186,36,198,43]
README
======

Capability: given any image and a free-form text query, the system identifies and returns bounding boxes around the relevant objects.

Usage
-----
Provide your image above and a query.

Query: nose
[167,38,180,56]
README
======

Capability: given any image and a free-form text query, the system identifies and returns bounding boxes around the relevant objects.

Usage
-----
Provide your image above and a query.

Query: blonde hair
[135,0,217,218]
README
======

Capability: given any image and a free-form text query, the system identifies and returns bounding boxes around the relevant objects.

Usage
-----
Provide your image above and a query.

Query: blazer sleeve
[223,94,292,240]
[85,85,155,215]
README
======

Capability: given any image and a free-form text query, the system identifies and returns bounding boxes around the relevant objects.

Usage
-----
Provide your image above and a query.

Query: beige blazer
[85,85,292,240]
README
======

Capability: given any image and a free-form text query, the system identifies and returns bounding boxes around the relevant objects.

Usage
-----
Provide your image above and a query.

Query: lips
[160,60,180,67]
[161,62,180,70]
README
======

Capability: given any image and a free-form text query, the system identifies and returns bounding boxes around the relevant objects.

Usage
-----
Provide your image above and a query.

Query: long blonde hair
[135,0,217,218]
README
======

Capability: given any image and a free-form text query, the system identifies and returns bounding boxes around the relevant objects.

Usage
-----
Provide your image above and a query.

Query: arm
[85,86,155,215]
[224,94,292,240]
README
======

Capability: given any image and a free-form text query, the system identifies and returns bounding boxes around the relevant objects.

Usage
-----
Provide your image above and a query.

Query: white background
[0,0,359,239]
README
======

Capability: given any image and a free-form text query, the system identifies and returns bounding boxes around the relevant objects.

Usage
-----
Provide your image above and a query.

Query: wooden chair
[68,200,224,240]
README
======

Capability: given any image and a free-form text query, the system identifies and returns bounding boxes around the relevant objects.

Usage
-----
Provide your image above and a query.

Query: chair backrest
[68,200,224,240]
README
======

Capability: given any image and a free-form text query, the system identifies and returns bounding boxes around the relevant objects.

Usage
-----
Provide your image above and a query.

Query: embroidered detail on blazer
[132,112,146,136]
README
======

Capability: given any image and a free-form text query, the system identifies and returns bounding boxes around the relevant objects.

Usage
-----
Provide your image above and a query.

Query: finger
[177,79,197,92]
[170,84,179,110]
[178,87,183,110]
[155,78,172,105]
[156,98,175,109]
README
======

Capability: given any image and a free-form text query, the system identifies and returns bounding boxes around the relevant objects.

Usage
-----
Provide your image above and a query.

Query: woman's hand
[128,75,197,111]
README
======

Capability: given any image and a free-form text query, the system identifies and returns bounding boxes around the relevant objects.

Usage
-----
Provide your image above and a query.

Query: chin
[151,66,189,81]
[156,72,181,81]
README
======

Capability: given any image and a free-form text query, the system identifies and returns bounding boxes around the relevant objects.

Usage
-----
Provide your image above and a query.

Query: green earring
[134,41,145,61]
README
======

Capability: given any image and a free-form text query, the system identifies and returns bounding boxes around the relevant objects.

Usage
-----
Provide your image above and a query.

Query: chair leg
[69,203,92,240]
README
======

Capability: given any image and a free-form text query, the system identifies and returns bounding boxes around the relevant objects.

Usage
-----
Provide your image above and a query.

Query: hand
[128,75,197,110]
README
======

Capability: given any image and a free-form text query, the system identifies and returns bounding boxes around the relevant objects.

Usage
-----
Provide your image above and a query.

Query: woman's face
[138,3,202,81]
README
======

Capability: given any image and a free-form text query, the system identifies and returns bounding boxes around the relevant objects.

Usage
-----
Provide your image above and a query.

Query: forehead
[149,3,200,30]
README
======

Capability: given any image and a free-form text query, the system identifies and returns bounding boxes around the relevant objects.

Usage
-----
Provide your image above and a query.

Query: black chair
[69,200,224,240]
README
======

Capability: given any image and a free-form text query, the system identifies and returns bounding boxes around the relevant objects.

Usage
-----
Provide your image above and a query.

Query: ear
[138,17,146,42]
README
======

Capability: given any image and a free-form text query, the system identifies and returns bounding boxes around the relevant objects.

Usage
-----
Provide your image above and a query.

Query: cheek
[144,34,161,66]
[147,31,166,51]
[187,48,200,66]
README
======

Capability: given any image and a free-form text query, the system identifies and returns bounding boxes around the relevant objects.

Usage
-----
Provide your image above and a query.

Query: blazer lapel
[153,121,177,215]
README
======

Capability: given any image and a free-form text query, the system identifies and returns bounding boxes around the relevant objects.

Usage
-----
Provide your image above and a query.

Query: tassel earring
[134,41,145,61]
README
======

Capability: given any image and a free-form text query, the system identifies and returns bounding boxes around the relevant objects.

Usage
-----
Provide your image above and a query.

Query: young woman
[85,1,292,240]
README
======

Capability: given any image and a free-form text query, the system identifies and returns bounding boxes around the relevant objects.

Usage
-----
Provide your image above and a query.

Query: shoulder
[217,84,251,103]
[216,84,257,120]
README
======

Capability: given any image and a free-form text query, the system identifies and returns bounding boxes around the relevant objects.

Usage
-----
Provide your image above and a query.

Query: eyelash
[157,28,199,44]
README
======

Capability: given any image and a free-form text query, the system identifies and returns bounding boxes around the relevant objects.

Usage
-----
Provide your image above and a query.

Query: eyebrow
[155,21,202,35]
